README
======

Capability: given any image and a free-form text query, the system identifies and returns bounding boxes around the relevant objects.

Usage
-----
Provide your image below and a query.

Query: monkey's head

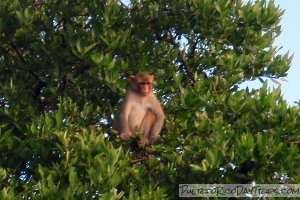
[129,72,154,95]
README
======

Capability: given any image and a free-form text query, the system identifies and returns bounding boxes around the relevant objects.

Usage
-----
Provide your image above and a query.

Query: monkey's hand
[148,135,158,142]
[120,132,131,141]
[140,137,150,146]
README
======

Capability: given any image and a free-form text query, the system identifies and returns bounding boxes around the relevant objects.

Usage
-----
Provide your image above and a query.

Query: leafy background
[241,0,300,106]
[0,0,299,199]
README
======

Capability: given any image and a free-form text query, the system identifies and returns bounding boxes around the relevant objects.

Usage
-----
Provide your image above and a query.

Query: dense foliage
[0,0,299,199]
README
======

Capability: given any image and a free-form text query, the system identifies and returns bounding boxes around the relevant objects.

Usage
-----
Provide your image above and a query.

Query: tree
[0,0,299,199]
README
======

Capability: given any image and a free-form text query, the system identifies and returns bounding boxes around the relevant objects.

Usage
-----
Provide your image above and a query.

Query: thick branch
[187,37,200,60]
[10,42,48,99]
[177,51,195,82]
[74,62,92,77]
[32,81,47,101]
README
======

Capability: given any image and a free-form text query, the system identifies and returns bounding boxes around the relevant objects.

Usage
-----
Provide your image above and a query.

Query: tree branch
[155,32,195,82]
[131,157,148,163]
[289,141,300,144]
[11,43,26,64]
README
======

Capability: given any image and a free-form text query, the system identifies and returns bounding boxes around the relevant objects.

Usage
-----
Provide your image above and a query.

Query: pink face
[129,73,154,95]
[138,82,151,94]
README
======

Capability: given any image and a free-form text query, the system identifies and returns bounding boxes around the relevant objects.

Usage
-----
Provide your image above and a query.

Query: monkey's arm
[119,99,132,139]
[149,98,165,141]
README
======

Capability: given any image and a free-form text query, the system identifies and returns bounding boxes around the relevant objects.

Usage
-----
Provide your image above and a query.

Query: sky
[246,0,300,105]
[275,0,300,105]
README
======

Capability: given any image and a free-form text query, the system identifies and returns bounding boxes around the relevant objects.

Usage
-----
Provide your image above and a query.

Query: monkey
[113,72,165,146]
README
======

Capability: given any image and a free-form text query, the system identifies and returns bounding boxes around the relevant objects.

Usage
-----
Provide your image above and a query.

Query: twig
[11,43,26,63]
[288,141,300,144]
[131,157,148,163]
[156,32,195,82]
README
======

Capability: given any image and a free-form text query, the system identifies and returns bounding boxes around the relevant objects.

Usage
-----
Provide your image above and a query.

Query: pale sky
[245,0,300,105]
[274,0,300,105]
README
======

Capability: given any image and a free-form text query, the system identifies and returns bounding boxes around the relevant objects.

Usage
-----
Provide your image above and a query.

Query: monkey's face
[129,73,154,95]
[138,81,152,95]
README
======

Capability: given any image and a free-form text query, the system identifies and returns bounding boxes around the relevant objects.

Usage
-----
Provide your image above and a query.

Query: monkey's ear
[150,74,155,81]
[129,75,135,81]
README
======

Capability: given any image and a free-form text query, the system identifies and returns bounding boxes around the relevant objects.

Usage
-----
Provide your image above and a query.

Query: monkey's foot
[120,133,131,141]
[139,138,150,146]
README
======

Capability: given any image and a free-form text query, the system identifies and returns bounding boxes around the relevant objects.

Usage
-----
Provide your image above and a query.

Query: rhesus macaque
[113,72,165,146]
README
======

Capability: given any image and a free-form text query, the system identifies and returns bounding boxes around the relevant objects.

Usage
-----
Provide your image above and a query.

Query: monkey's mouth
[141,88,149,92]
[139,86,150,93]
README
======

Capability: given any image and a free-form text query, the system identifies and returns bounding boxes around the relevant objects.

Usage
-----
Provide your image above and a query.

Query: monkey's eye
[139,82,151,85]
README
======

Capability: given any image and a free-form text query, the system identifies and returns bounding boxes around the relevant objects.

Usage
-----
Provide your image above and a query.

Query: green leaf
[55,107,64,127]
[0,168,7,182]
[69,167,78,187]
[45,115,55,129]
[83,42,99,54]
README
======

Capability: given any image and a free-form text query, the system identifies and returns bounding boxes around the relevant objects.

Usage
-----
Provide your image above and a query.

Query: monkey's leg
[111,119,119,132]
[112,119,132,140]
[140,112,156,145]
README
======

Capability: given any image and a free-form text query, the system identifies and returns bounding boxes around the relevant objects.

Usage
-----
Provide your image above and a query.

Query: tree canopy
[0,0,299,199]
